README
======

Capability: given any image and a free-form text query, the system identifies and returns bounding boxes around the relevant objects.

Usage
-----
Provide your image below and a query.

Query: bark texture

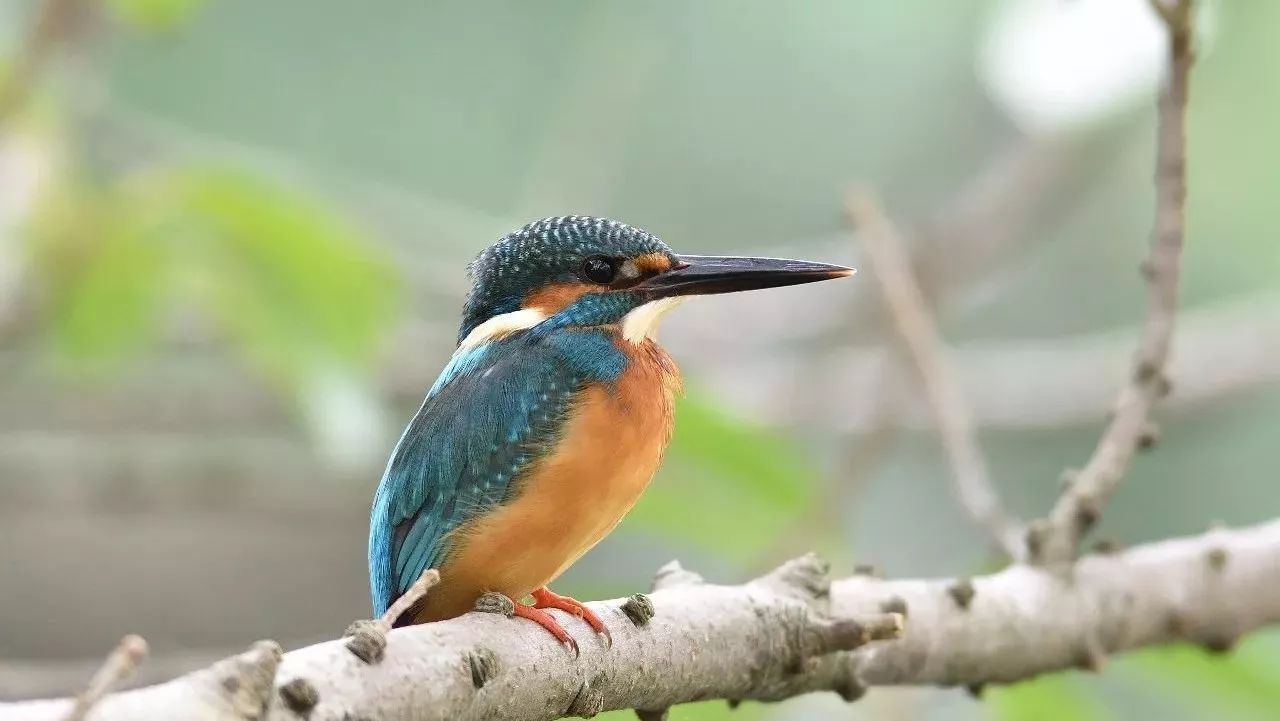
[5,520,1278,721]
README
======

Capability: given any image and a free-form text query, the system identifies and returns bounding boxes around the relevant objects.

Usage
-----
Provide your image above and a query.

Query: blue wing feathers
[368,327,627,616]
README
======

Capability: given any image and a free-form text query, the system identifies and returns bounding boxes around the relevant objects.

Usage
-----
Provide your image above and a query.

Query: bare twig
[344,568,440,663]
[5,521,1279,721]
[381,568,441,627]
[62,635,147,721]
[1032,0,1195,565]
[846,189,1024,560]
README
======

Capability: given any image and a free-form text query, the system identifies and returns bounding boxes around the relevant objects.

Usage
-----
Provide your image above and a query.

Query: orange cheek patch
[633,253,674,275]
[522,282,596,315]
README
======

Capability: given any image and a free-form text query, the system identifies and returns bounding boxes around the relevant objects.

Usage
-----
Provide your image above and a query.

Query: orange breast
[414,338,681,621]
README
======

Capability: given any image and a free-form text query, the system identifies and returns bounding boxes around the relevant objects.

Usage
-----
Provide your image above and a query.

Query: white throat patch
[621,297,684,344]
[458,308,548,350]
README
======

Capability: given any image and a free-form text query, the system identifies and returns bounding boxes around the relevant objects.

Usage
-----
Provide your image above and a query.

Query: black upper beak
[638,254,854,298]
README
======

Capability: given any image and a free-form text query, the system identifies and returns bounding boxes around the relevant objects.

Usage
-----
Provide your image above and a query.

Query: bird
[368,215,852,653]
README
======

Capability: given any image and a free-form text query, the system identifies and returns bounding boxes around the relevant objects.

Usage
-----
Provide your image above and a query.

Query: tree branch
[845,188,1024,560]
[1030,0,1195,565]
[5,520,1278,721]
[692,291,1280,436]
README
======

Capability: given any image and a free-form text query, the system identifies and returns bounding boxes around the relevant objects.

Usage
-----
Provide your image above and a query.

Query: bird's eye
[580,256,616,284]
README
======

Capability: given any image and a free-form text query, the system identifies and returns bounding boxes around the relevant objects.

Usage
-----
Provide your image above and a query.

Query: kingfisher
[368,216,852,652]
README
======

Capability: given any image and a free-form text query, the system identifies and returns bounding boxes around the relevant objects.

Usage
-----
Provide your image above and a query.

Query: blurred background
[1,0,1278,718]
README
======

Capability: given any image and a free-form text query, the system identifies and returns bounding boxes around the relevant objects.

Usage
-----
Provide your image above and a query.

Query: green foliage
[172,167,399,382]
[37,184,170,364]
[596,700,765,721]
[108,0,207,33]
[31,165,399,394]
[1122,636,1280,720]
[986,675,1111,721]
[627,391,818,563]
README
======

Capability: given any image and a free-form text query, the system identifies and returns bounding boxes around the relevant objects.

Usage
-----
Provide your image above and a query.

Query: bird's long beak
[638,254,854,297]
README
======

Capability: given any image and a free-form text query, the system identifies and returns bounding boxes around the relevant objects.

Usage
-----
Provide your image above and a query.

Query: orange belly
[414,339,680,622]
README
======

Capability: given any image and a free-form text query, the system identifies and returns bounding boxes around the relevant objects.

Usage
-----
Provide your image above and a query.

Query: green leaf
[627,391,818,562]
[40,185,172,367]
[108,0,207,32]
[668,392,815,509]
[171,166,400,386]
[987,674,1110,721]
[35,165,400,400]
[1121,636,1280,720]
[596,699,766,721]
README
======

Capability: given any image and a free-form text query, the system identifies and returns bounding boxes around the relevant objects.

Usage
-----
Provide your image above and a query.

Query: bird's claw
[511,599,580,656]
[531,587,611,648]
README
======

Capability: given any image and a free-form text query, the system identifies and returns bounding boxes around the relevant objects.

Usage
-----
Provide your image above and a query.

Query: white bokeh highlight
[979,0,1215,134]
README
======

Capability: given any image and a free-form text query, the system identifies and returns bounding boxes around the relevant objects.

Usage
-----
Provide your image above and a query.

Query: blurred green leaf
[108,0,207,33]
[33,164,399,397]
[35,183,173,367]
[987,674,1110,721]
[668,393,815,509]
[1121,636,1280,720]
[628,391,818,563]
[596,699,765,721]
[172,166,399,385]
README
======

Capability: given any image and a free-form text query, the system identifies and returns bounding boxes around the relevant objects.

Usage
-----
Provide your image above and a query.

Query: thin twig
[846,189,1025,561]
[1031,0,1195,565]
[380,568,441,627]
[345,569,441,663]
[62,635,147,721]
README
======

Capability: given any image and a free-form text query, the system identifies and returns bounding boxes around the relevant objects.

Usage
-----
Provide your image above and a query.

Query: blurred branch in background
[677,133,1093,357]
[5,284,1276,477]
[0,0,80,125]
[847,187,1025,561]
[0,0,84,346]
[742,129,1072,590]
[7,291,1274,517]
[712,292,1280,433]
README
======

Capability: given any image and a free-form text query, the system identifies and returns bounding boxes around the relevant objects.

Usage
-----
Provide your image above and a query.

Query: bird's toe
[531,587,612,649]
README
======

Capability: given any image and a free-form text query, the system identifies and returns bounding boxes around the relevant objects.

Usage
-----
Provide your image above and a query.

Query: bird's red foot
[531,587,612,648]
[511,601,579,656]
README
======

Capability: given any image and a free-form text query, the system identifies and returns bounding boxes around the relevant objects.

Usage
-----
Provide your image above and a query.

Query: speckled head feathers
[458,216,675,342]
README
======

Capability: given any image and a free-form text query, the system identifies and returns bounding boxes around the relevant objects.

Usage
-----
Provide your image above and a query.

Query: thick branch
[6,520,1278,721]
[847,188,1024,560]
[1033,0,1195,564]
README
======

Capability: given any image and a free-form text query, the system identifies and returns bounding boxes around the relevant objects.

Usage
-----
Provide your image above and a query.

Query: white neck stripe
[458,308,548,349]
